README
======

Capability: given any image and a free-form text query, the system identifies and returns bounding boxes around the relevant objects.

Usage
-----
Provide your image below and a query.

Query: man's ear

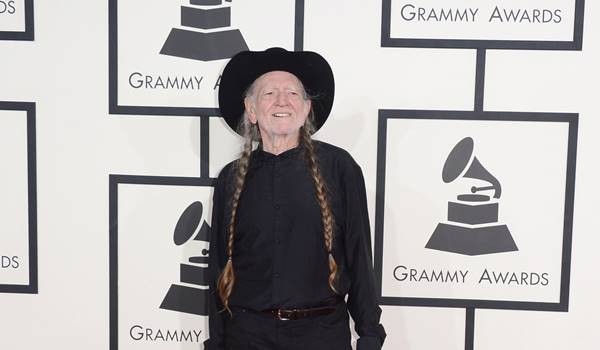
[244,97,257,124]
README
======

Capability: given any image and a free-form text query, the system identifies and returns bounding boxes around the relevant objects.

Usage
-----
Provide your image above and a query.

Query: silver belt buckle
[276,309,290,321]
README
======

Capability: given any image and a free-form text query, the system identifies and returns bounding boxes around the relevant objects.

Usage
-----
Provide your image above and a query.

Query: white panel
[382,118,568,303]
[0,0,25,32]
[0,110,29,286]
[117,0,297,108]
[117,183,213,348]
[390,0,575,41]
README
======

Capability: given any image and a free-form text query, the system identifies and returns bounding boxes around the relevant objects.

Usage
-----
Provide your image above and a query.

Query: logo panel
[0,0,33,40]
[382,0,584,49]
[110,175,214,349]
[0,102,37,293]
[374,111,577,311]
[110,0,304,115]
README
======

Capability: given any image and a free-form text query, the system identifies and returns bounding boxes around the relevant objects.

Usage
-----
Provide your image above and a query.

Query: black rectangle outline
[381,0,585,50]
[109,174,215,349]
[0,0,34,41]
[108,0,305,117]
[374,109,577,312]
[0,101,38,294]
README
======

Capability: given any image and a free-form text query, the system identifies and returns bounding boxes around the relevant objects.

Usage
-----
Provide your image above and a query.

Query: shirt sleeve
[203,169,228,350]
[342,159,387,350]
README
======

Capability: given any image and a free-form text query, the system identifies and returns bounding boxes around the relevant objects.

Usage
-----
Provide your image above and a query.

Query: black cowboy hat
[218,47,335,135]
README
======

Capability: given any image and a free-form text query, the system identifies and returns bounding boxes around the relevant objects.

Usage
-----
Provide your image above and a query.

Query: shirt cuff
[357,336,382,350]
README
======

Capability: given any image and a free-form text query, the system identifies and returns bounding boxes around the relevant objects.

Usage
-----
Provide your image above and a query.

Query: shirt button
[274,204,280,210]
[274,273,280,278]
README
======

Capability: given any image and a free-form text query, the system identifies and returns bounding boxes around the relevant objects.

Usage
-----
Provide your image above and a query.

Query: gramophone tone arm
[471,185,494,193]
[470,184,501,198]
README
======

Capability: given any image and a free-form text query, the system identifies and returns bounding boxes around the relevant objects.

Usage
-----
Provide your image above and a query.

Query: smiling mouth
[272,112,291,118]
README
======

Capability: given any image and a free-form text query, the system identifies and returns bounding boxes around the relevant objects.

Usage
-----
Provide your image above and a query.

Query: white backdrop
[1,0,599,349]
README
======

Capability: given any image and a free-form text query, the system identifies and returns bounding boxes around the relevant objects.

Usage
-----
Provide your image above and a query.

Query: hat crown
[265,47,287,54]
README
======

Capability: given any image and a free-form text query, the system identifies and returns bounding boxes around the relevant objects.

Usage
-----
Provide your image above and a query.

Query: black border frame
[0,101,38,294]
[108,0,305,116]
[109,174,215,349]
[374,110,578,312]
[0,0,34,41]
[381,0,585,50]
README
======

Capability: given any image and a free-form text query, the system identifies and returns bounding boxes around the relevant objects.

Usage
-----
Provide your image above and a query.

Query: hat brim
[218,47,334,135]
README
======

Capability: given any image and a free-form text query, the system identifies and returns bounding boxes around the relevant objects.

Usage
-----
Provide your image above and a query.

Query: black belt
[259,295,344,321]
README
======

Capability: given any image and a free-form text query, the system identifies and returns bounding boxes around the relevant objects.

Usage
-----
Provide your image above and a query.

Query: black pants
[224,301,352,350]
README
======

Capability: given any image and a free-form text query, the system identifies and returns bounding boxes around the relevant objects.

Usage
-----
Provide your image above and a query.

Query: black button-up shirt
[205,141,386,349]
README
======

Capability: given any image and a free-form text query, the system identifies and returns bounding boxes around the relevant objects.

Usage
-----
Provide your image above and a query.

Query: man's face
[244,71,311,140]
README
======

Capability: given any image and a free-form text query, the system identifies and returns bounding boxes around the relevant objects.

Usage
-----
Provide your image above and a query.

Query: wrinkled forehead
[250,70,306,92]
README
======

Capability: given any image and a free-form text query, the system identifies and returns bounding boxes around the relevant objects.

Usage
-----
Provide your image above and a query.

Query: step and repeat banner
[1,0,597,349]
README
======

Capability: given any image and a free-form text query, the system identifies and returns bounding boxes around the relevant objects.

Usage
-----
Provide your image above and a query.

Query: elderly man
[205,47,386,350]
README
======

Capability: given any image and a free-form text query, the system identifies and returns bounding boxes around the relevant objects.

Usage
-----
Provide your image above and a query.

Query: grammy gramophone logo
[426,137,518,256]
[160,0,248,61]
[160,201,211,316]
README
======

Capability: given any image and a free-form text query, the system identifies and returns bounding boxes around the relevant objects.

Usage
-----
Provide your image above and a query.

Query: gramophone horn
[442,137,474,183]
[173,201,204,245]
[442,137,502,199]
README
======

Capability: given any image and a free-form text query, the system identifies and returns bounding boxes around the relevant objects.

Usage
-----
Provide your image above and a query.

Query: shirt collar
[253,144,302,164]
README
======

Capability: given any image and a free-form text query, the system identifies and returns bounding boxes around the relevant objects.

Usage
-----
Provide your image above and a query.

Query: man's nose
[275,92,288,105]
